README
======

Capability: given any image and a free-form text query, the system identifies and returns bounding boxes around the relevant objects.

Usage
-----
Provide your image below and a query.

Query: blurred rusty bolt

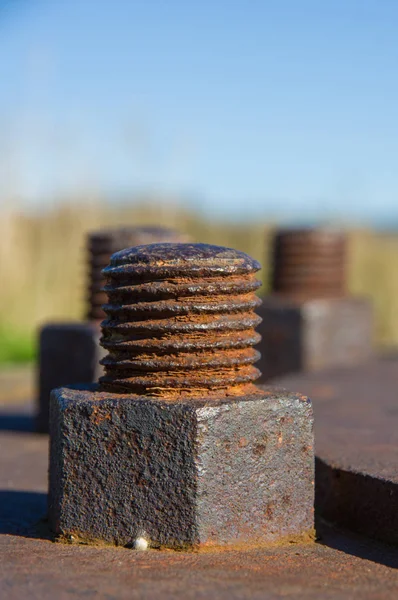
[270,228,347,299]
[257,227,372,381]
[87,227,190,321]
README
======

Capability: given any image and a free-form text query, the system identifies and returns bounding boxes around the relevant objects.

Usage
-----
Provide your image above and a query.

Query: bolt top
[273,227,346,245]
[105,243,261,278]
[271,227,346,299]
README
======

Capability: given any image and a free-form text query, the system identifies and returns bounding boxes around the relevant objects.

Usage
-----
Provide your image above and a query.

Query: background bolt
[257,227,372,381]
[270,228,347,299]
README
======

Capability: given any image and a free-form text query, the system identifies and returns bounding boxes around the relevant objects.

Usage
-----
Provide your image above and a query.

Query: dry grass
[1,200,397,363]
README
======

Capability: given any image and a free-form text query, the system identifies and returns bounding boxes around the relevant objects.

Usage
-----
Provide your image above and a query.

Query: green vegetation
[0,327,35,366]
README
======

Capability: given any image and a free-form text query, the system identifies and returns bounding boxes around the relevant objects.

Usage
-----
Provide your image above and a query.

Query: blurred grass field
[1,201,398,366]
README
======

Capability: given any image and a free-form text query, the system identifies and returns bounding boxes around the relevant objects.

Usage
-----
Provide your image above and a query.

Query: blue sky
[0,0,398,222]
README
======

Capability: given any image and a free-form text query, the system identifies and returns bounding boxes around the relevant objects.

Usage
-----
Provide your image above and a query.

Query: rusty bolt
[87,226,190,321]
[99,243,263,396]
[270,228,347,299]
[49,243,314,549]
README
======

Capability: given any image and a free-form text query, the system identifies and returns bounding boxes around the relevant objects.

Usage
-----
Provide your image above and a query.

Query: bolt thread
[271,228,347,299]
[87,227,189,321]
[99,243,262,397]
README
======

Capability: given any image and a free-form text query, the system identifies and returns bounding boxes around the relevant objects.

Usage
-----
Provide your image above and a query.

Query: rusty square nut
[257,296,373,382]
[36,322,105,433]
[48,385,314,549]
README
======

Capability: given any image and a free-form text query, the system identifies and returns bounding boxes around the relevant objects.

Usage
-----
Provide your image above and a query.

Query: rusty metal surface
[257,296,373,381]
[272,356,398,545]
[48,385,313,549]
[271,228,347,299]
[2,520,398,600]
[100,243,263,396]
[0,431,398,599]
[87,227,190,321]
[1,368,398,598]
[36,322,104,433]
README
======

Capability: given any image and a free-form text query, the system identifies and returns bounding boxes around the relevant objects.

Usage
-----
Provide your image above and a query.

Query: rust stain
[253,443,267,456]
[89,407,111,425]
[54,527,316,554]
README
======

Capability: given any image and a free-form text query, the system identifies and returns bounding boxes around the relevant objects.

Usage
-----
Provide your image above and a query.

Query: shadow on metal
[0,490,50,539]
[316,518,398,570]
[0,412,35,432]
[315,457,398,568]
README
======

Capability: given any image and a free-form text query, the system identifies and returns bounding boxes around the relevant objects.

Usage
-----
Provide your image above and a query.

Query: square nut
[48,386,314,549]
[36,322,105,433]
[257,296,373,382]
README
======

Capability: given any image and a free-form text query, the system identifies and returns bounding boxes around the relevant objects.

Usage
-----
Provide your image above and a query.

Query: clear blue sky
[0,0,397,222]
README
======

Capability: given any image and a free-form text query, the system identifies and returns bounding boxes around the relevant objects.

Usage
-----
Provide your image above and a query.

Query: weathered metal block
[36,323,105,433]
[48,385,314,549]
[257,296,373,382]
[274,358,398,547]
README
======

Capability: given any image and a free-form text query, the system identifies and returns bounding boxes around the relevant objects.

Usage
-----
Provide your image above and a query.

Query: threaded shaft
[271,228,347,299]
[99,243,262,397]
[87,227,189,320]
